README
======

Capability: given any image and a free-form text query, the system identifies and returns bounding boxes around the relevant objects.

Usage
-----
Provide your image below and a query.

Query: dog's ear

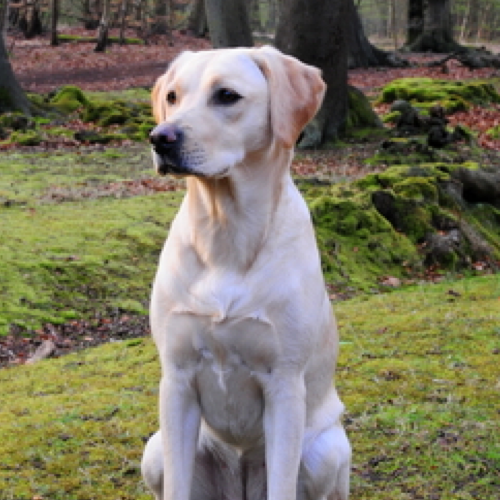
[251,46,326,149]
[151,52,194,124]
[151,73,167,124]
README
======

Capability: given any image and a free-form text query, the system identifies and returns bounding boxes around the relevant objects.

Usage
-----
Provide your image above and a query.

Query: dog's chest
[166,309,279,378]
[164,311,279,443]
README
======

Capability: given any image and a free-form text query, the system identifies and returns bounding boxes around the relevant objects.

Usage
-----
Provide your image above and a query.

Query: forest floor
[1,29,500,500]
[2,29,500,366]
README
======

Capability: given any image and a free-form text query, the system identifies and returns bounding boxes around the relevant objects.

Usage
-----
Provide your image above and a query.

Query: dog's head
[150,46,325,178]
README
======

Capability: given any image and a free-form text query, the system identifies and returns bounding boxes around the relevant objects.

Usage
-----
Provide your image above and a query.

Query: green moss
[337,274,500,499]
[306,161,500,290]
[378,77,500,112]
[58,34,144,45]
[12,87,156,146]
[8,129,43,146]
[81,97,154,139]
[0,111,34,130]
[345,86,382,135]
[0,275,498,499]
[0,147,179,335]
[307,187,421,291]
[0,193,181,334]
[486,124,500,139]
[50,85,90,113]
[382,110,401,124]
[98,110,130,127]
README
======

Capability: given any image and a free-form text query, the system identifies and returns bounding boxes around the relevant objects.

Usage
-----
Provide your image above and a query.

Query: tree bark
[204,0,253,48]
[118,0,128,44]
[0,24,31,115]
[19,0,42,39]
[151,0,168,34]
[94,0,110,52]
[0,0,9,35]
[187,0,207,37]
[275,0,348,146]
[406,0,424,46]
[407,0,466,53]
[50,0,59,46]
[347,0,407,68]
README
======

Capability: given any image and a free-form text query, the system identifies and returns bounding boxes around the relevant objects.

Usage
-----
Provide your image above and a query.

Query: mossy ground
[0,147,181,335]
[299,160,500,293]
[1,77,499,499]
[0,86,155,147]
[378,77,500,114]
[0,275,498,499]
[2,143,499,334]
[303,184,421,292]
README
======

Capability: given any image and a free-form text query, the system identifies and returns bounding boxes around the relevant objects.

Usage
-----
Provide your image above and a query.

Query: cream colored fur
[142,46,351,500]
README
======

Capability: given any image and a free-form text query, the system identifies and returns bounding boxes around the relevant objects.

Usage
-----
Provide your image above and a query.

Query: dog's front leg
[159,371,201,500]
[264,374,306,500]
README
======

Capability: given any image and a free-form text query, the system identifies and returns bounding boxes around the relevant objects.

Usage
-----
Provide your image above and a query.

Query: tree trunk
[118,0,128,44]
[187,0,207,37]
[407,0,466,53]
[0,28,31,115]
[94,0,110,52]
[347,0,406,68]
[50,0,59,46]
[83,0,99,29]
[459,0,471,42]
[204,0,253,48]
[406,0,424,46]
[151,0,168,34]
[275,0,348,147]
[21,0,42,39]
[0,0,9,35]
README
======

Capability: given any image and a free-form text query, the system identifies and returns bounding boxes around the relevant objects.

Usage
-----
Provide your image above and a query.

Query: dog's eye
[167,91,177,105]
[214,88,242,106]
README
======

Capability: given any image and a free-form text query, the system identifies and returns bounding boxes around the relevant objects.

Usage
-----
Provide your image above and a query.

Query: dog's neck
[185,147,293,272]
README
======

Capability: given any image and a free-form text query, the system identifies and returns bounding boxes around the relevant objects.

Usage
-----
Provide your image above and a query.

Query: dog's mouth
[152,150,205,178]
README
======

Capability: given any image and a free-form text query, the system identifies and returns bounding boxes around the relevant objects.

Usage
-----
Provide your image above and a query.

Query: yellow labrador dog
[141,46,351,500]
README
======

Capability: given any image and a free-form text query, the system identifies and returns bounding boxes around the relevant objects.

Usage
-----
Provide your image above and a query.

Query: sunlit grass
[0,275,498,499]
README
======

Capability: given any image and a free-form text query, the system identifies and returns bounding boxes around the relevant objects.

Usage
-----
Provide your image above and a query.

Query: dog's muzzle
[150,123,191,176]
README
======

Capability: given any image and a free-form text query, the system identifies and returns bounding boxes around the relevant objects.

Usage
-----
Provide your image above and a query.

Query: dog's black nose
[150,124,182,155]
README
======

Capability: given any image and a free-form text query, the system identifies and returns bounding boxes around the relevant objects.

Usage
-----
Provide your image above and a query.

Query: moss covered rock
[346,86,383,131]
[0,112,35,131]
[50,86,90,113]
[9,130,43,146]
[307,186,421,291]
[303,161,500,291]
[378,78,500,114]
[6,86,156,147]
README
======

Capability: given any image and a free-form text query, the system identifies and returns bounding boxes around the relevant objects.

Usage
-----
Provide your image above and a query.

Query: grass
[336,274,500,499]
[0,275,498,499]
[0,147,182,335]
[1,83,499,498]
